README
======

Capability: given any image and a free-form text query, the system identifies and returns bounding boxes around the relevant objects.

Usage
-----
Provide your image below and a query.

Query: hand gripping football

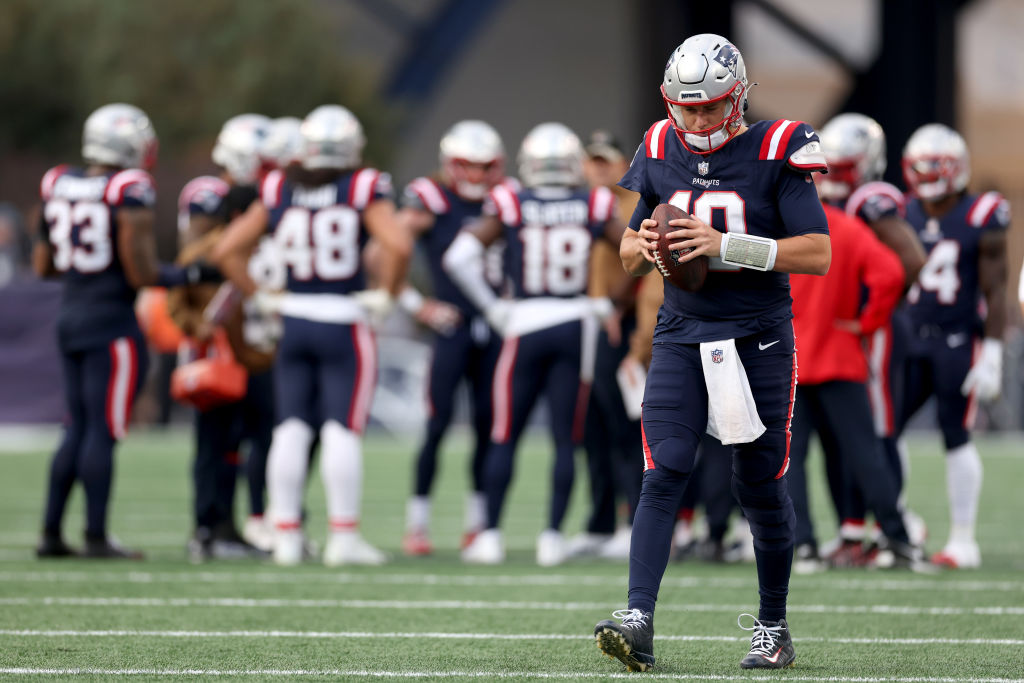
[650,203,709,292]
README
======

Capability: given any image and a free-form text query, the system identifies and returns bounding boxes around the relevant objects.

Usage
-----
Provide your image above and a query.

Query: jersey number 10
[669,190,746,272]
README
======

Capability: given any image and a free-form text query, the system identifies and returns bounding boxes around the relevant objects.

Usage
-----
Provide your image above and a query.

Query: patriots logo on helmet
[714,44,740,77]
[711,348,724,364]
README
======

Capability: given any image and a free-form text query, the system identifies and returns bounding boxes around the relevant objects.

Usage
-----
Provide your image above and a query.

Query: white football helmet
[212,113,271,185]
[439,120,505,200]
[82,103,158,170]
[817,113,887,201]
[300,105,365,171]
[517,122,584,188]
[262,117,303,170]
[661,34,749,154]
[902,123,970,201]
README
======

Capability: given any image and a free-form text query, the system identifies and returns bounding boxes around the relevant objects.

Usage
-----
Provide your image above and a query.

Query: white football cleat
[931,540,981,569]
[243,515,274,552]
[598,526,632,560]
[461,528,505,564]
[565,532,611,558]
[903,509,928,547]
[323,532,387,567]
[273,528,303,566]
[536,529,568,567]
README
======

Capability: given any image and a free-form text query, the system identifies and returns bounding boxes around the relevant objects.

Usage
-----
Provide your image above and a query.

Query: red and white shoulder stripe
[104,169,155,206]
[846,181,906,219]
[408,177,449,214]
[759,119,802,161]
[40,165,70,200]
[588,186,616,224]
[177,175,229,214]
[348,168,383,210]
[644,120,672,160]
[260,169,286,209]
[967,191,1007,229]
[489,183,521,226]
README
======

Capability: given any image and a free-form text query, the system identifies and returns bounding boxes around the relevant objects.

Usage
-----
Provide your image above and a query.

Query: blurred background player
[443,122,621,567]
[568,130,643,560]
[788,202,921,571]
[594,34,830,672]
[213,105,412,566]
[398,120,508,556]
[816,113,928,563]
[899,123,1010,569]
[34,103,221,558]
[168,113,276,561]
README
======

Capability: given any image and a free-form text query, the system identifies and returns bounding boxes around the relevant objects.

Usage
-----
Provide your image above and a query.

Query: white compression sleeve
[442,231,498,312]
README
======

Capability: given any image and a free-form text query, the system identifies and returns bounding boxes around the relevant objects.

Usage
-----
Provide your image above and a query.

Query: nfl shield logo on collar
[698,160,709,176]
[711,348,724,364]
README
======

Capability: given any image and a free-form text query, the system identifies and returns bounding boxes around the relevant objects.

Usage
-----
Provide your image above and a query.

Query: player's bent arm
[210,200,269,297]
[442,215,503,312]
[771,233,831,276]
[978,229,1008,341]
[117,206,162,288]
[365,199,413,295]
[620,223,657,276]
[396,206,436,237]
[869,215,927,287]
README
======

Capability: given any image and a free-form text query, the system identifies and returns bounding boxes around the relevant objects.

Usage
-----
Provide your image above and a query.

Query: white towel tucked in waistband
[699,339,765,445]
[504,296,598,338]
[277,293,368,324]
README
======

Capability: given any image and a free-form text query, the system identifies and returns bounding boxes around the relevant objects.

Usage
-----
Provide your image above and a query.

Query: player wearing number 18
[594,34,830,672]
[212,105,412,567]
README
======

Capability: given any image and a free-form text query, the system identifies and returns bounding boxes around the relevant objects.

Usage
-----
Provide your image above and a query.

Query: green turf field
[0,427,1021,681]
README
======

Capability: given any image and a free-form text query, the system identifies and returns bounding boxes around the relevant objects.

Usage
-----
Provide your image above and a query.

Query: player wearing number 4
[34,103,224,559]
[899,124,1010,570]
[593,34,830,672]
[213,105,412,566]
[444,122,623,567]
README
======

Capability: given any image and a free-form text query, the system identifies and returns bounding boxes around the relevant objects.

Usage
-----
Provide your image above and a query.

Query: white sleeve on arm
[442,231,499,312]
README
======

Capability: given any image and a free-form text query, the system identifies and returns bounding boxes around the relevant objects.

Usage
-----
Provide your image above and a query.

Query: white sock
[320,419,363,530]
[266,418,314,528]
[407,496,431,532]
[945,442,982,541]
[464,491,486,531]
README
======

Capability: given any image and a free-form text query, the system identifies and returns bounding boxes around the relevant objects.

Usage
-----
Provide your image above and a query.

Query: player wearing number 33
[593,35,831,672]
[212,105,412,567]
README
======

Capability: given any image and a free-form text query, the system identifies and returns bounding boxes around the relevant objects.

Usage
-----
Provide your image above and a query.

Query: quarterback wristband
[719,233,778,271]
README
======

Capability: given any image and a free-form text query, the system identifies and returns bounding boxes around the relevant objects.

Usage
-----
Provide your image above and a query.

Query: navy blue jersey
[260,168,393,295]
[905,191,1010,333]
[844,181,906,224]
[620,118,828,343]
[40,165,155,351]
[484,184,615,299]
[177,175,229,233]
[402,177,497,315]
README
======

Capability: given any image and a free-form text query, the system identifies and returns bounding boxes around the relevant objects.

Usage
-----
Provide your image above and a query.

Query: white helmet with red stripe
[212,113,271,184]
[818,113,887,201]
[662,34,748,155]
[902,123,970,201]
[262,117,303,170]
[300,105,365,171]
[82,103,158,170]
[439,120,505,200]
[517,122,584,188]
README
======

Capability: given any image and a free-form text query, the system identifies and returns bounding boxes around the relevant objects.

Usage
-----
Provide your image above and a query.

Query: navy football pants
[900,333,977,450]
[413,317,500,497]
[629,321,796,622]
[43,334,148,540]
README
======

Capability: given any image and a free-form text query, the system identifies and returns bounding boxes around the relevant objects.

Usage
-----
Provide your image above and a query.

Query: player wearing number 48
[212,105,412,567]
[34,103,225,561]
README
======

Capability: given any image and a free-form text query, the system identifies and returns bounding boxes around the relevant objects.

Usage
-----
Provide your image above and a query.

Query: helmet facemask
[662,81,746,154]
[902,155,968,201]
[442,158,504,201]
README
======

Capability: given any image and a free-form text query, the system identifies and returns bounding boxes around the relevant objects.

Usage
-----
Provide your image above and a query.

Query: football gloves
[960,338,1002,401]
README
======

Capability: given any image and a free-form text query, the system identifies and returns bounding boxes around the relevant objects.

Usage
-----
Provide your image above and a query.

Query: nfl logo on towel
[711,348,724,364]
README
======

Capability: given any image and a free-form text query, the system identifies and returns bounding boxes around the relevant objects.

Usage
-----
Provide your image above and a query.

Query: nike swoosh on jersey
[758,340,781,350]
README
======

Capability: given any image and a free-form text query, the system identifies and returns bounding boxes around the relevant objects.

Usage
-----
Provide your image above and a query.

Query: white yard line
[0,668,1021,682]
[1,570,1022,593]
[1,629,1022,646]
[1,596,1022,616]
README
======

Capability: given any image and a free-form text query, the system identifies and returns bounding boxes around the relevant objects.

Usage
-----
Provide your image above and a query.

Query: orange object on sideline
[136,287,186,353]
[170,329,247,411]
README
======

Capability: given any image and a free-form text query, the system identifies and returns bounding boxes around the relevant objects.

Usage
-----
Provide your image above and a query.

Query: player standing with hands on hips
[593,34,830,671]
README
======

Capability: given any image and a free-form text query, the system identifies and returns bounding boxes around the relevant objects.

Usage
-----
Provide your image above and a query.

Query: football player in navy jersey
[398,120,509,556]
[34,103,222,559]
[443,122,621,567]
[593,35,830,672]
[213,105,412,566]
[899,124,1010,570]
